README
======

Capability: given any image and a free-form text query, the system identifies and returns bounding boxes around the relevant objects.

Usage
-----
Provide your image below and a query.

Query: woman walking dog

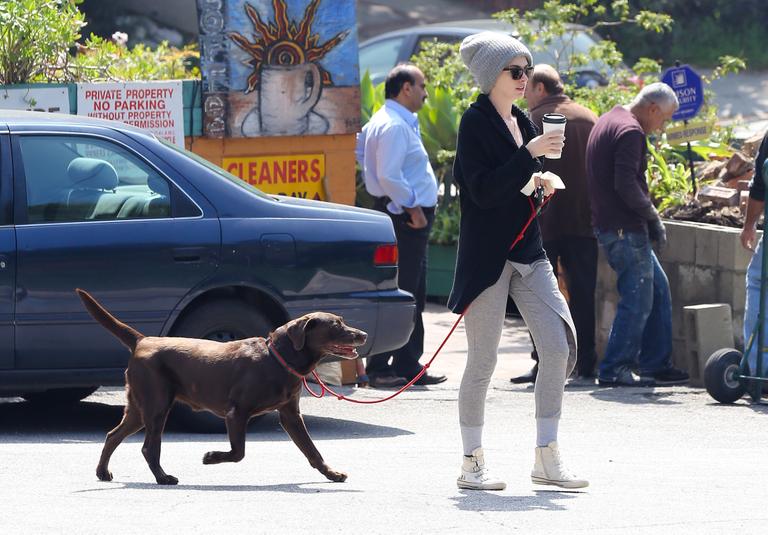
[450,32,588,490]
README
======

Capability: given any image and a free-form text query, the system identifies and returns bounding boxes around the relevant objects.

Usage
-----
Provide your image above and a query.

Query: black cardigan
[448,93,544,313]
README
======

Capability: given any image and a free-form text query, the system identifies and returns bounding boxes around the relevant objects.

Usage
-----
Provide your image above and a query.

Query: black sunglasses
[502,65,534,80]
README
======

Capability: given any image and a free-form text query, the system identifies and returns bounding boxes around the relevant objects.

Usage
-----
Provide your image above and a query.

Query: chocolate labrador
[76,289,367,485]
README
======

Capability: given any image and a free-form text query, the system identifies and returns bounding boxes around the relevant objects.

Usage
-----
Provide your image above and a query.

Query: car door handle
[172,247,207,264]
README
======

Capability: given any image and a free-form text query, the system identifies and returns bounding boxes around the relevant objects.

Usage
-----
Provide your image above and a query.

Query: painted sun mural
[229,0,349,93]
[210,0,360,138]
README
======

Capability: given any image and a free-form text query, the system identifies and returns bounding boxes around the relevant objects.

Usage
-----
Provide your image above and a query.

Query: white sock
[536,417,559,447]
[460,425,483,456]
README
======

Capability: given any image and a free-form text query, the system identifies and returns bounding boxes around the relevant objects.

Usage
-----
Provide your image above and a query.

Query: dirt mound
[661,200,751,229]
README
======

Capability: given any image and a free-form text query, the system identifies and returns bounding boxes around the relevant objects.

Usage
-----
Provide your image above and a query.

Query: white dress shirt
[355,99,438,214]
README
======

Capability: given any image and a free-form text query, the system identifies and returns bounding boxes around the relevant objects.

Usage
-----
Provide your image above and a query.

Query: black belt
[373,197,435,214]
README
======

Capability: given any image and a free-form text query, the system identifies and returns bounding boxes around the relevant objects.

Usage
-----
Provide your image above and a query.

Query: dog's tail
[76,288,144,351]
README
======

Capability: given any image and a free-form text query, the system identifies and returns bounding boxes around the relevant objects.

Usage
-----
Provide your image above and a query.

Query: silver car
[359,19,619,88]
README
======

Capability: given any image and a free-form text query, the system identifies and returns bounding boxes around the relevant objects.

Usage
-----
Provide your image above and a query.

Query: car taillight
[374,244,398,266]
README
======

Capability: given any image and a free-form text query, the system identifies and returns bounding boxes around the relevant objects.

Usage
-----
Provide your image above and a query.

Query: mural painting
[198,0,360,138]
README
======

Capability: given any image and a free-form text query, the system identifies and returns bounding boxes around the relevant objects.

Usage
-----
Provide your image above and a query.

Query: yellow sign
[666,122,714,145]
[223,154,326,200]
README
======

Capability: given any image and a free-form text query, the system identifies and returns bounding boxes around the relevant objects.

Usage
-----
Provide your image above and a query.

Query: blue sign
[661,65,703,121]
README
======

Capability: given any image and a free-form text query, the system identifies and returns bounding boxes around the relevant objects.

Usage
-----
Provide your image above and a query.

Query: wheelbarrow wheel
[704,348,746,403]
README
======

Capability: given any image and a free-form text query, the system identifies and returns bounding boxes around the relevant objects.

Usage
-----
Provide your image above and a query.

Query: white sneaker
[457,447,506,491]
[531,441,589,489]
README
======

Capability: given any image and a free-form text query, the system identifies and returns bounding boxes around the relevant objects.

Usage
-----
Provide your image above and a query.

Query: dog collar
[268,342,306,379]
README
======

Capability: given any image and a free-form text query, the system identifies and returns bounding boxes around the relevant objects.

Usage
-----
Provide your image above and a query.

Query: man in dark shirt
[511,64,599,384]
[586,82,689,387]
[739,131,768,375]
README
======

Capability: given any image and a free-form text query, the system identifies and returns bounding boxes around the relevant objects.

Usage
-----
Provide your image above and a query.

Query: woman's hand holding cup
[525,130,565,159]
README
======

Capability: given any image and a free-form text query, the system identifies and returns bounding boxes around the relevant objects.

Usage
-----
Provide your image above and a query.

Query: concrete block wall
[596,220,761,371]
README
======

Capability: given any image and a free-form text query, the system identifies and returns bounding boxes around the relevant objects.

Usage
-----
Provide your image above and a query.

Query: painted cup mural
[226,0,360,137]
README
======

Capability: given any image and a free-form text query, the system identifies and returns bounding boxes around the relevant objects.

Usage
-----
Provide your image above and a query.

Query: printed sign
[223,154,326,200]
[665,121,714,145]
[0,86,70,114]
[76,81,184,146]
[661,65,704,122]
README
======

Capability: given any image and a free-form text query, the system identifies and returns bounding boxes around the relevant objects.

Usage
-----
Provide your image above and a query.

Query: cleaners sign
[223,154,326,200]
[77,81,184,146]
[661,65,703,122]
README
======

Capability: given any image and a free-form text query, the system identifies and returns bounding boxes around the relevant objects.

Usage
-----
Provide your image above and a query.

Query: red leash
[274,194,552,403]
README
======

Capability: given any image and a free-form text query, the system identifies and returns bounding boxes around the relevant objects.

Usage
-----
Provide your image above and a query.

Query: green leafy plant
[647,140,692,211]
[0,0,85,84]
[71,34,199,81]
[429,200,461,246]
[0,0,199,84]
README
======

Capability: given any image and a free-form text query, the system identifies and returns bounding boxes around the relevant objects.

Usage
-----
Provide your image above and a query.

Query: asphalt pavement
[2,303,768,534]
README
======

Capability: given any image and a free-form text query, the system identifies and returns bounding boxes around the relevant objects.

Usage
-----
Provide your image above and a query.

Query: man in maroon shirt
[586,82,689,387]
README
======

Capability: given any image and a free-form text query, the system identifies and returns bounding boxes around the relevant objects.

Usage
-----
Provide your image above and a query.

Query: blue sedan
[0,111,414,406]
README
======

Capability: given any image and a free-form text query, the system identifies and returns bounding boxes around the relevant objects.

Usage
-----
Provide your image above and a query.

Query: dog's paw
[325,469,347,483]
[156,474,179,485]
[96,468,113,482]
[202,451,220,465]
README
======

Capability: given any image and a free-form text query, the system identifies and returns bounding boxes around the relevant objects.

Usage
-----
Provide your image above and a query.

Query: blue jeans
[744,235,767,375]
[597,230,673,378]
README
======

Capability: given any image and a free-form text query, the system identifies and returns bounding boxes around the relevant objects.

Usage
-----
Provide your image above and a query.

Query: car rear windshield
[158,138,271,200]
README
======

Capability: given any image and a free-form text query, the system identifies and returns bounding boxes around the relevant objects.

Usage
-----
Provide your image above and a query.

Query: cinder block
[683,304,735,387]
[678,265,718,307]
[694,225,720,267]
[671,338,688,371]
[717,270,746,313]
[672,304,686,339]
[717,227,756,269]
[697,184,739,207]
[661,221,696,264]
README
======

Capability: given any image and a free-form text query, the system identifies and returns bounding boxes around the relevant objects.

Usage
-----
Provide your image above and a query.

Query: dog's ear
[286,317,314,351]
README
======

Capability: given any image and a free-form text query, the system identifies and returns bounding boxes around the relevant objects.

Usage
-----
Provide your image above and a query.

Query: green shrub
[0,0,199,84]
[0,0,85,84]
[72,34,199,81]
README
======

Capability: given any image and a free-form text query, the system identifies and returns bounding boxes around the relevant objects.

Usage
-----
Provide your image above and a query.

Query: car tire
[171,299,274,342]
[169,299,275,433]
[22,386,99,404]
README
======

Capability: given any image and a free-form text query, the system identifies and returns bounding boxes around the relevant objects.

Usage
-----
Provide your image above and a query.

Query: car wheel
[22,387,99,404]
[171,299,274,342]
[170,299,275,433]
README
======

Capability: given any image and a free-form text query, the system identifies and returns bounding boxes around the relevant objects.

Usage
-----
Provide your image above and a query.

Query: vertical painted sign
[196,0,230,138]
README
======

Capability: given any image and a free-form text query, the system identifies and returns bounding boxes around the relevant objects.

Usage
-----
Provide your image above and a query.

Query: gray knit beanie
[460,31,533,94]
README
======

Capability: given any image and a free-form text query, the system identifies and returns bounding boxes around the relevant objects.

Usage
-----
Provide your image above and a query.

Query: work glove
[647,215,667,250]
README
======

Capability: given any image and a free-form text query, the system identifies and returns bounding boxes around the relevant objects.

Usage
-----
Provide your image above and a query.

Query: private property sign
[223,154,326,200]
[76,81,184,146]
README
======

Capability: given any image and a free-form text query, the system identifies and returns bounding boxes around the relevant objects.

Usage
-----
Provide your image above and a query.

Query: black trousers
[530,236,598,377]
[367,201,435,380]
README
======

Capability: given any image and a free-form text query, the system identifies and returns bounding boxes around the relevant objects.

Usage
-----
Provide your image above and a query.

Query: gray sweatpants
[459,260,577,448]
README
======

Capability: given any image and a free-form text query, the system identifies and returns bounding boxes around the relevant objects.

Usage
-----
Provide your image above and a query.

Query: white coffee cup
[541,113,567,159]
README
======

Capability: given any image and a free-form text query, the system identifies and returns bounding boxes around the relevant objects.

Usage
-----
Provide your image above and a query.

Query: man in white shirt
[356,63,446,388]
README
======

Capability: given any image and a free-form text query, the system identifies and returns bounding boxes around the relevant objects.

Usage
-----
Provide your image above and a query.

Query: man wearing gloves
[586,82,689,387]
